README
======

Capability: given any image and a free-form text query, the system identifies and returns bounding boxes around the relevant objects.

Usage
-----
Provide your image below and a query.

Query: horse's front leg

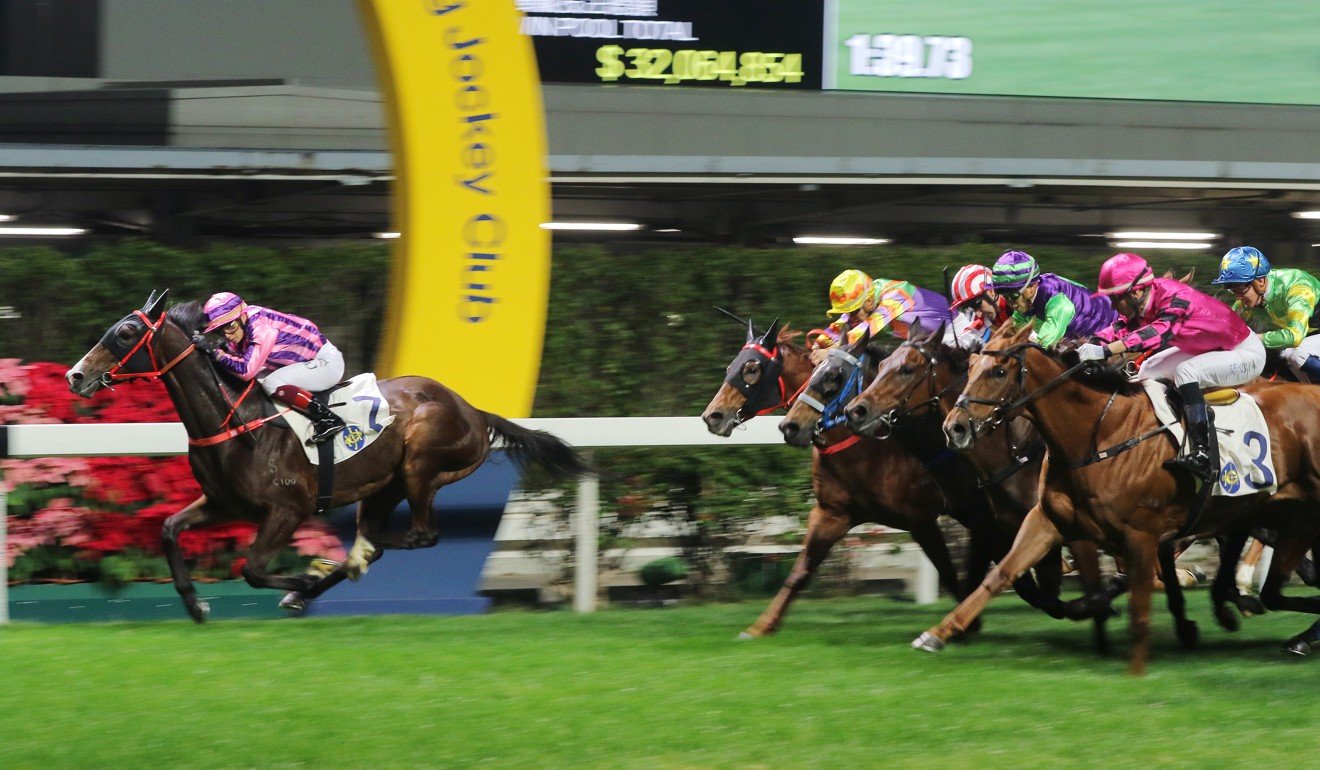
[914,505,1062,651]
[1210,530,1256,630]
[740,505,851,639]
[1123,530,1158,676]
[162,496,217,623]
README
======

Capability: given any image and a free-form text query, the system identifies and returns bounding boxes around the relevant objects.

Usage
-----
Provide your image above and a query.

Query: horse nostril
[847,405,867,422]
[67,371,83,386]
[704,411,722,426]
[780,422,799,438]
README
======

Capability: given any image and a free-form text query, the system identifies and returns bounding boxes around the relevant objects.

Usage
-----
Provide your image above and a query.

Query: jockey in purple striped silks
[196,292,347,443]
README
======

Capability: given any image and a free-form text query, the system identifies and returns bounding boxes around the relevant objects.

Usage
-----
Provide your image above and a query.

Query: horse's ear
[143,289,169,317]
[1008,320,1034,343]
[759,317,781,351]
[1180,266,1195,284]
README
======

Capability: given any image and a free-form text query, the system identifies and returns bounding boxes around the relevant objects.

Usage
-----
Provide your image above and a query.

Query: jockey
[1211,246,1320,383]
[197,292,347,443]
[990,250,1117,348]
[1080,253,1266,484]
[811,268,952,364]
[949,263,1012,350]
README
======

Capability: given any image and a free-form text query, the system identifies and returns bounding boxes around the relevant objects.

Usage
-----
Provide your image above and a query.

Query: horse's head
[778,328,872,447]
[66,289,175,398]
[702,315,784,436]
[846,321,953,438]
[942,320,1037,451]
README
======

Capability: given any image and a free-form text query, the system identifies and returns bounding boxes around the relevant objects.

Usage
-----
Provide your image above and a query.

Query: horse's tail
[483,413,592,480]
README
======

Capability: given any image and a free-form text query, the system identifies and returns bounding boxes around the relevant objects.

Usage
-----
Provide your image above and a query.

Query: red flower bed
[2,359,344,584]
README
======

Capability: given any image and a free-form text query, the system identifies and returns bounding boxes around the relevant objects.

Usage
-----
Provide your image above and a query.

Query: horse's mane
[167,300,206,334]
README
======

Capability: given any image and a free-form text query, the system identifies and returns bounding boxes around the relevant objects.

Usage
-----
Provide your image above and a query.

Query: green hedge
[0,240,1226,524]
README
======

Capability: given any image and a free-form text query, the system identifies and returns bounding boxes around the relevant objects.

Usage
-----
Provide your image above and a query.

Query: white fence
[0,418,939,623]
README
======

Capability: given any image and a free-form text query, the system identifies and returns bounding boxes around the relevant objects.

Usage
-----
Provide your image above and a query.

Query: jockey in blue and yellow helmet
[1213,246,1320,382]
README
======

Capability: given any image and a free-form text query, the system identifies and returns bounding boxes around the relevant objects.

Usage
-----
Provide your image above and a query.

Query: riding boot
[1165,383,1218,485]
[1297,355,1320,384]
[303,398,346,444]
[272,384,345,444]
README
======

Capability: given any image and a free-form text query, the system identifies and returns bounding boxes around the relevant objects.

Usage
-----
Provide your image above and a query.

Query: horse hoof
[1297,558,1318,587]
[912,631,946,653]
[1235,594,1266,617]
[187,599,210,624]
[279,592,307,613]
[1214,604,1240,632]
[1282,637,1312,657]
[1176,620,1200,650]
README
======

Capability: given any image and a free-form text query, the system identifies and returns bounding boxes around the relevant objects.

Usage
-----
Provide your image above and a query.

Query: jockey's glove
[191,333,221,353]
[1077,343,1108,362]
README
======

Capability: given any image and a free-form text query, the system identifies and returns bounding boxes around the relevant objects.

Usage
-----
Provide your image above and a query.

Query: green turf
[1,595,1317,769]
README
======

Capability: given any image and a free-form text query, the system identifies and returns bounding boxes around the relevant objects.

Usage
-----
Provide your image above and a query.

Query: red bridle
[102,310,197,385]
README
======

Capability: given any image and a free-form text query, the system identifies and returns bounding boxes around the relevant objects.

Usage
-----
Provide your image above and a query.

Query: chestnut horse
[65,291,589,622]
[777,327,1119,646]
[838,324,1124,649]
[923,322,1320,674]
[701,317,969,639]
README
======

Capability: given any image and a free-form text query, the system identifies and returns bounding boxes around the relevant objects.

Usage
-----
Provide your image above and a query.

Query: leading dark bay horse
[65,291,589,622]
[924,322,1320,674]
[837,324,1124,651]
[777,326,1114,645]
[701,317,966,639]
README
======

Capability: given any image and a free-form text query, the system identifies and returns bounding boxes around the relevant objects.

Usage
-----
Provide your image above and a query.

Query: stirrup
[1165,453,1215,485]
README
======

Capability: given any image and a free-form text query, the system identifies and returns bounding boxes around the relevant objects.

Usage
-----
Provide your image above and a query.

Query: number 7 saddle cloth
[1141,380,1278,497]
[278,373,396,466]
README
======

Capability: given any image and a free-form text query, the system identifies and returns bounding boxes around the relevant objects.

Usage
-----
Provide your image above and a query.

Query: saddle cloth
[1141,380,1278,497]
[280,373,396,465]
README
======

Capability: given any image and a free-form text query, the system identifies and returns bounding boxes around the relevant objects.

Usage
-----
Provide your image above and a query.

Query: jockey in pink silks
[1078,253,1265,484]
[197,292,347,443]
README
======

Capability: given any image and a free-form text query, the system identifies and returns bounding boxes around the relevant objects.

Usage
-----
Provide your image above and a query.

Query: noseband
[796,346,867,446]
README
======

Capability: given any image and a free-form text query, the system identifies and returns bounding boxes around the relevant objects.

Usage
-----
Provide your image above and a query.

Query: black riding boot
[303,399,345,444]
[1165,383,1217,485]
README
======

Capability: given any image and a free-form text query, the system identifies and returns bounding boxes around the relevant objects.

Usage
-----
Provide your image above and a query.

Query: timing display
[595,46,804,86]
[842,34,973,80]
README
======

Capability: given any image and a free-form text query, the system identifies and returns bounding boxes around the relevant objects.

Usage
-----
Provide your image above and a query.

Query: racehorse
[922,321,1320,674]
[701,317,968,639]
[65,291,589,622]
[777,326,1119,648]
[838,324,1123,650]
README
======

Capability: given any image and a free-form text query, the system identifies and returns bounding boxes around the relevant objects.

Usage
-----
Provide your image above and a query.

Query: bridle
[952,341,1087,438]
[98,309,197,387]
[794,346,869,452]
[721,341,805,427]
[866,340,967,439]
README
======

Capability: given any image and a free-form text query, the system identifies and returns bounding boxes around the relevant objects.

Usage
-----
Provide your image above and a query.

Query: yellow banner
[358,0,549,417]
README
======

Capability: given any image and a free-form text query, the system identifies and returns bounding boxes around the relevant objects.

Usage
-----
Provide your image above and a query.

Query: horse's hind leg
[1210,530,1256,631]
[240,507,318,593]
[1158,539,1198,650]
[739,505,851,639]
[283,488,404,610]
[162,496,218,623]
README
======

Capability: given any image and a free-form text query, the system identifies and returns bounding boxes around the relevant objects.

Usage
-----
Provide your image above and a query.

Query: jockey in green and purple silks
[989,250,1117,348]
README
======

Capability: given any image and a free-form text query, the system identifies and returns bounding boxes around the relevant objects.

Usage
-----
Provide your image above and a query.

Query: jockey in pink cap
[198,292,346,443]
[1079,253,1265,483]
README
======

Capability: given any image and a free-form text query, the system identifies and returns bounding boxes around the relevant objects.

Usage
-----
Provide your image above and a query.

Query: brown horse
[777,326,1120,646]
[65,291,589,622]
[839,324,1123,649]
[701,317,969,639]
[924,321,1320,674]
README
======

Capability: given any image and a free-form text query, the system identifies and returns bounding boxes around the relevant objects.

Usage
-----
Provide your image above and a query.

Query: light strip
[793,236,890,246]
[1293,210,1320,220]
[540,222,643,231]
[373,231,400,239]
[0,226,87,236]
[1111,241,1213,250]
[0,214,11,222]
[1108,230,1218,240]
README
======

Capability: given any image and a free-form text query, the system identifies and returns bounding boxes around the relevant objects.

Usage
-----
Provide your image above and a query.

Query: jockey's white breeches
[259,341,345,395]
[1277,334,1320,382]
[1134,334,1265,388]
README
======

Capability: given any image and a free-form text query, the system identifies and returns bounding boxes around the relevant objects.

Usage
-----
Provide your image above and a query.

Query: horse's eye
[993,367,1007,378]
[741,361,761,385]
[899,365,915,375]
[116,324,136,341]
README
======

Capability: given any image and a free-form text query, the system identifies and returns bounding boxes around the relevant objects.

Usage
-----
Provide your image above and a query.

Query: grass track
[2,596,1318,769]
